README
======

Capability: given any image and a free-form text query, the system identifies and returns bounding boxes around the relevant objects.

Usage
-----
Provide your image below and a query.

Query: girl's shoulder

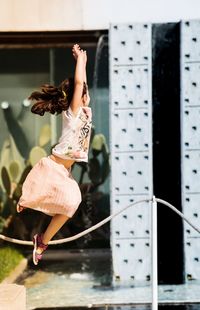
[62,106,81,119]
[63,106,92,120]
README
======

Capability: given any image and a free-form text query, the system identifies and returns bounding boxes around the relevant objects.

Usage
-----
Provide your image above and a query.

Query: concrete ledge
[0,284,26,310]
[2,258,28,284]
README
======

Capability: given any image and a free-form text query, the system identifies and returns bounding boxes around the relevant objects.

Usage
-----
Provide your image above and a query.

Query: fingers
[72,44,80,52]
[72,44,87,59]
[72,44,81,56]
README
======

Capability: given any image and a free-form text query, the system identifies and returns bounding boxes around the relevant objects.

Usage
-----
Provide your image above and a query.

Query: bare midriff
[49,154,75,169]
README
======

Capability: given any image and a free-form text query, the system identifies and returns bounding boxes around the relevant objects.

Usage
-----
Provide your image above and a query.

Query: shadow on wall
[152,22,183,284]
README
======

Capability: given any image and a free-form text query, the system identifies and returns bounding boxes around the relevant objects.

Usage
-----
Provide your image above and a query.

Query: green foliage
[12,165,32,207]
[0,136,47,233]
[0,106,110,245]
[76,132,110,190]
[101,155,110,183]
[29,146,47,166]
[9,160,21,182]
[0,217,6,233]
[88,133,110,187]
[1,167,11,196]
[1,197,15,218]
[18,165,32,184]
[74,132,110,247]
[88,157,102,185]
[0,164,30,223]
[39,124,51,147]
[0,247,24,282]
[0,111,52,238]
[2,107,30,158]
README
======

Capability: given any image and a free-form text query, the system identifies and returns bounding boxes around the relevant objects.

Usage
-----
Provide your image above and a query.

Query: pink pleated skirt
[18,157,82,217]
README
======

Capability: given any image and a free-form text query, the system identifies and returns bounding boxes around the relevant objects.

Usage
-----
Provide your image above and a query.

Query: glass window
[0,35,110,248]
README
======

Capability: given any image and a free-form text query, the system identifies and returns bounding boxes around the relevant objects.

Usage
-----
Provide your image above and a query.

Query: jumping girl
[17,44,92,265]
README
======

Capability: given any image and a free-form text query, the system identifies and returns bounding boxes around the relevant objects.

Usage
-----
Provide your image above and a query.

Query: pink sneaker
[33,234,48,266]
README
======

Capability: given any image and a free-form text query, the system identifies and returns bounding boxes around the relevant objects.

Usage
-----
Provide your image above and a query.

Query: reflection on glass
[0,43,110,249]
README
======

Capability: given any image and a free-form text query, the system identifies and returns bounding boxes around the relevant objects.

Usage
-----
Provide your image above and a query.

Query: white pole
[49,48,57,146]
[151,195,158,310]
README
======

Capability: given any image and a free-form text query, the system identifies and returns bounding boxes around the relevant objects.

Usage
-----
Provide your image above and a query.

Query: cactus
[101,157,110,184]
[91,133,108,154]
[29,146,47,167]
[18,165,32,184]
[9,135,25,171]
[1,167,11,196]
[2,106,30,159]
[39,124,51,147]
[101,142,110,183]
[0,139,12,170]
[88,134,110,186]
[12,164,32,201]
[1,197,15,219]
[12,184,23,202]
[88,157,101,185]
[0,216,6,233]
[9,160,21,182]
[0,99,110,246]
[0,187,3,214]
[0,104,52,237]
[12,165,32,202]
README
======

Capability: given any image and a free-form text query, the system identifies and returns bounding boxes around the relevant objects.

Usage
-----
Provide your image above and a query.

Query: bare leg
[37,214,69,254]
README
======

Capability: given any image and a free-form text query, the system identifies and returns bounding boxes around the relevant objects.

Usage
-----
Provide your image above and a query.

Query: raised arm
[70,44,87,115]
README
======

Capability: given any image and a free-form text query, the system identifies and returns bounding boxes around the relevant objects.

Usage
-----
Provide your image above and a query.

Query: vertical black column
[152,23,183,284]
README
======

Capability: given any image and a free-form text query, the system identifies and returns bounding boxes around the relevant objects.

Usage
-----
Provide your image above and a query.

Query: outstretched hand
[72,44,87,63]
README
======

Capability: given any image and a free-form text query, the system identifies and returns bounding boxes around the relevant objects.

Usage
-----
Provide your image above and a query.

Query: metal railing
[151,196,200,309]
[1,196,200,309]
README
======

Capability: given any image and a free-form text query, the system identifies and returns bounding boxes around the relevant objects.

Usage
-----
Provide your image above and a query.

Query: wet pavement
[17,249,200,310]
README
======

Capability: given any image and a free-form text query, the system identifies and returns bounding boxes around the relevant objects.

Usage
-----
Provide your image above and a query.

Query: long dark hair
[29,78,87,116]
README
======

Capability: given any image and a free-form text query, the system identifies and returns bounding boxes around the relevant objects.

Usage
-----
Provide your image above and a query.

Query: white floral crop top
[52,106,92,162]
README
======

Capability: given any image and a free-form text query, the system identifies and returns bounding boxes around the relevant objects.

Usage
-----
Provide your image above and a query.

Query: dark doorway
[152,23,183,284]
